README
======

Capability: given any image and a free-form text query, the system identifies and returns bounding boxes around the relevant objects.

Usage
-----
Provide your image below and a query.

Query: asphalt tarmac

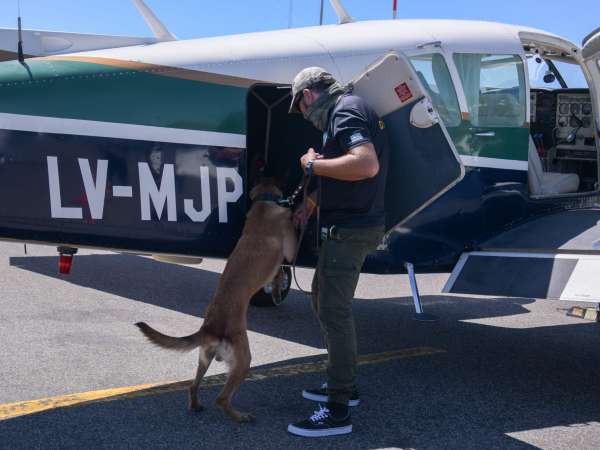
[1,242,600,449]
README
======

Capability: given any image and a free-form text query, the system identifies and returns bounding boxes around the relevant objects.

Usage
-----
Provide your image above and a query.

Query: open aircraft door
[582,29,600,136]
[349,52,465,230]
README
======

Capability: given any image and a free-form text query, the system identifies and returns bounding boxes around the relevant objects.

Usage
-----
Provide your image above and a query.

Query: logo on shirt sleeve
[349,132,364,144]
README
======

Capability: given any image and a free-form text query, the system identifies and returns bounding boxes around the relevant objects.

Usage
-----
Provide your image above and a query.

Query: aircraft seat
[479,93,521,127]
[528,137,579,195]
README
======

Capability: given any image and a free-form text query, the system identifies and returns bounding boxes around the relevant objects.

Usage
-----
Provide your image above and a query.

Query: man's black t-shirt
[318,93,389,228]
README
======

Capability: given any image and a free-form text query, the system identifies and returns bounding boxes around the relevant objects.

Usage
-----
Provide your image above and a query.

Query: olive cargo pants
[311,225,385,406]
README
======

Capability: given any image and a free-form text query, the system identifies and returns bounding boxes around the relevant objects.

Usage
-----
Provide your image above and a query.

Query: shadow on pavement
[9,253,537,352]
[2,333,600,450]
[7,254,600,448]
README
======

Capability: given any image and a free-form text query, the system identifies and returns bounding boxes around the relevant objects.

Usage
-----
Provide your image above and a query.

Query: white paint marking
[1,115,532,172]
[0,114,533,172]
[138,163,177,221]
[0,112,246,148]
[112,186,133,197]
[216,167,243,223]
[78,158,108,220]
[47,156,83,219]
[183,166,211,222]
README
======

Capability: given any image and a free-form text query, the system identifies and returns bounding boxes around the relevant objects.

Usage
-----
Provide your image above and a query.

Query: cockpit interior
[527,53,598,197]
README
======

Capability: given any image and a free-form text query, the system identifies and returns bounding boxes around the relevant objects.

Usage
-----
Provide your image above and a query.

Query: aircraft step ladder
[443,249,600,303]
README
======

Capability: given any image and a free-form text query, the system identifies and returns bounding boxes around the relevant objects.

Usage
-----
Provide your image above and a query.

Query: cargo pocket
[322,239,364,276]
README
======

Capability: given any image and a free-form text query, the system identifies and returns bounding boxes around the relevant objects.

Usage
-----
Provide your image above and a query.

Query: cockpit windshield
[527,56,588,88]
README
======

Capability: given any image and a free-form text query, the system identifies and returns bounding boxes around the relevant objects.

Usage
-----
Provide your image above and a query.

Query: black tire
[250,266,292,307]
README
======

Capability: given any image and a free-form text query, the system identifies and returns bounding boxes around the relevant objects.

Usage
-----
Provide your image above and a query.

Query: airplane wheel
[250,266,292,307]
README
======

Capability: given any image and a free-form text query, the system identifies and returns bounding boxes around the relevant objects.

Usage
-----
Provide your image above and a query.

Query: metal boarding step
[443,208,600,302]
[443,249,600,302]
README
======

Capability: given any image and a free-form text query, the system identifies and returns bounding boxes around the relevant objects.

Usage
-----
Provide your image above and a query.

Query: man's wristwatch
[306,159,315,176]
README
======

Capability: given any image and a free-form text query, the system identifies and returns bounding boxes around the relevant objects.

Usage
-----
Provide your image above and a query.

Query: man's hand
[301,143,379,181]
[300,148,322,174]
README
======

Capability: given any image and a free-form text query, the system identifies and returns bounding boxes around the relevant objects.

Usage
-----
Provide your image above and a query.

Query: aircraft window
[453,53,526,127]
[553,60,587,88]
[409,54,461,127]
[528,57,588,88]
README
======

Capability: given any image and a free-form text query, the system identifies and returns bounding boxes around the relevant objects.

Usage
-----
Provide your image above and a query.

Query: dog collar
[253,192,282,203]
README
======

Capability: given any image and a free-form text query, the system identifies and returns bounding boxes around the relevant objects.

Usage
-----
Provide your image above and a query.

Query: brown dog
[135,180,297,422]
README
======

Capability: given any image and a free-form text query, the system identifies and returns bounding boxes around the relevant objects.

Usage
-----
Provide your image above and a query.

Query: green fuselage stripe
[0,60,529,163]
[0,59,247,135]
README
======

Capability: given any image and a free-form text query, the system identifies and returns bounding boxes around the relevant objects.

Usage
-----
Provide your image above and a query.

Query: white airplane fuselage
[0,19,599,271]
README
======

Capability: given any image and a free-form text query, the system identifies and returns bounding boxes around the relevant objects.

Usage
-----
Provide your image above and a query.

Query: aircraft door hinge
[416,41,442,49]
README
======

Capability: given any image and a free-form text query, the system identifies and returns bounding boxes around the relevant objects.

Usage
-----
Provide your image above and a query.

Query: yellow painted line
[0,346,444,421]
[0,382,171,422]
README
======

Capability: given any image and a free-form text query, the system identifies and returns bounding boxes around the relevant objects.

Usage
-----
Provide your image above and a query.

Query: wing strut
[132,0,177,42]
[17,12,24,62]
[329,0,355,24]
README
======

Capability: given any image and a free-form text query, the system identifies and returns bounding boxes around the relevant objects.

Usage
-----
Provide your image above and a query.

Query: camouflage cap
[289,67,336,113]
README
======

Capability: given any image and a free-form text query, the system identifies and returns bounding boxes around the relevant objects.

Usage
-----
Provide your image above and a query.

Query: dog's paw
[189,404,205,413]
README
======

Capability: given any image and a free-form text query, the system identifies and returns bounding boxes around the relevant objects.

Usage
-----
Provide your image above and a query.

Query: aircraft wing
[443,209,600,302]
[0,28,157,61]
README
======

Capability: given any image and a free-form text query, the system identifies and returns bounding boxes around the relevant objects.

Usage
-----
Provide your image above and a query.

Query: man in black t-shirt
[286,67,389,438]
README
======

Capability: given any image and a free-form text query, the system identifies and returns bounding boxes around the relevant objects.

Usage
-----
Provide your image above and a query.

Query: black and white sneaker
[302,383,360,407]
[287,404,352,437]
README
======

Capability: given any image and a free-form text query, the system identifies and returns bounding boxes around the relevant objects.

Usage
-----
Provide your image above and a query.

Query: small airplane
[0,0,599,311]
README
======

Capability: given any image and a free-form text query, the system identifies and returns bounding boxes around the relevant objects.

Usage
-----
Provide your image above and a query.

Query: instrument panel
[530,90,556,127]
[556,93,595,136]
[530,89,597,164]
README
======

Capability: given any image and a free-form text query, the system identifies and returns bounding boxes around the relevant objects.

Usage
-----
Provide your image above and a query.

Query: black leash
[277,179,305,208]
[289,171,318,296]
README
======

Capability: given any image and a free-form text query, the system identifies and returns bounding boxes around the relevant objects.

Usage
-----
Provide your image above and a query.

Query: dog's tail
[135,322,204,352]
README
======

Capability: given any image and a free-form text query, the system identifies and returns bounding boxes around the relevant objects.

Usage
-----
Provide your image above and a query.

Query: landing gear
[405,262,438,322]
[250,266,292,307]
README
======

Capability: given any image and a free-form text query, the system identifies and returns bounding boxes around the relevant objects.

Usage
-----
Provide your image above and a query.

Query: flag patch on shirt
[350,132,364,144]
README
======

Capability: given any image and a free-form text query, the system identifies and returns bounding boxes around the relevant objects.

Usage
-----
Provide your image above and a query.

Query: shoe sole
[287,423,352,437]
[301,390,360,407]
